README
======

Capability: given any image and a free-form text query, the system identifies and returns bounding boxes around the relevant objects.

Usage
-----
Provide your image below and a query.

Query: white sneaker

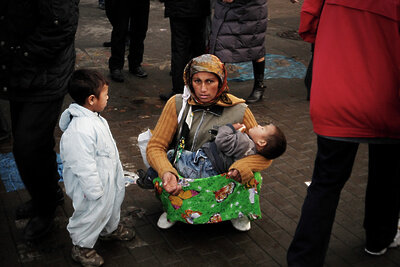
[157,212,176,229]
[365,229,400,256]
[231,216,251,231]
[364,247,387,256]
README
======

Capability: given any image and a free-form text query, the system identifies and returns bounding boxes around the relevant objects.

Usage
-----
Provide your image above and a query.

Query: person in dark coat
[209,0,297,103]
[105,0,150,82]
[0,0,79,240]
[159,0,211,101]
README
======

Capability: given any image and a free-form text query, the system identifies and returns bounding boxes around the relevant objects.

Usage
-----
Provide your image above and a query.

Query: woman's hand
[223,0,234,3]
[162,172,182,195]
[227,168,242,183]
[232,123,245,130]
[232,123,246,133]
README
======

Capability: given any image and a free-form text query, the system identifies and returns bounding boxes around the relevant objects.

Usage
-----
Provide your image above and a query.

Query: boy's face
[248,124,276,145]
[92,84,109,112]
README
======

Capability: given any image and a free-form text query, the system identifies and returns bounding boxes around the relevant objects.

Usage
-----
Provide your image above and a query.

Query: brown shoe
[99,224,135,241]
[71,245,104,267]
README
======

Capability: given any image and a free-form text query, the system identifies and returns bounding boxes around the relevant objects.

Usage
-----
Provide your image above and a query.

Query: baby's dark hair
[68,69,109,105]
[257,125,287,159]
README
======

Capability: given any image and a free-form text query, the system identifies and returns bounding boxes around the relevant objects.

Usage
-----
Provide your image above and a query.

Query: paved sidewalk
[0,1,399,266]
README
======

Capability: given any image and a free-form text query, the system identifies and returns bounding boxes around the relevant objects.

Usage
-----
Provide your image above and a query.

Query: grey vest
[175,95,247,151]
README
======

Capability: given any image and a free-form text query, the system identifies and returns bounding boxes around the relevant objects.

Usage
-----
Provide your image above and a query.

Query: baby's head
[68,69,109,112]
[248,123,287,159]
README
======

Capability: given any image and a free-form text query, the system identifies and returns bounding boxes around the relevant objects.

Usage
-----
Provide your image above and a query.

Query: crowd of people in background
[105,0,298,104]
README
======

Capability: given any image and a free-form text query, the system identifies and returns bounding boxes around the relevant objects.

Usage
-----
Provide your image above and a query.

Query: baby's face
[248,124,276,142]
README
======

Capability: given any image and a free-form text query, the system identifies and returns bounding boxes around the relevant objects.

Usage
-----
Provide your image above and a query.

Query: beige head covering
[183,54,231,105]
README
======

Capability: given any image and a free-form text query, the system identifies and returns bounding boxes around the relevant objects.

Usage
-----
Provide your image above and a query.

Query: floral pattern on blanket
[154,172,262,224]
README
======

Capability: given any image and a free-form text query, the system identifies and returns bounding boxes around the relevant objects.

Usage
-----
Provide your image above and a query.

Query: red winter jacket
[300,0,400,139]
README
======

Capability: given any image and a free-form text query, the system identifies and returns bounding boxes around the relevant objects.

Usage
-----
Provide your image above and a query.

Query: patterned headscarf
[183,54,232,105]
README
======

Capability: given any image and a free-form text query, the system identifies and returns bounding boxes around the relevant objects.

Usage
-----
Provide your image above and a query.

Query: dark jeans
[168,149,217,179]
[10,98,64,215]
[170,16,207,93]
[287,136,400,267]
[107,0,149,70]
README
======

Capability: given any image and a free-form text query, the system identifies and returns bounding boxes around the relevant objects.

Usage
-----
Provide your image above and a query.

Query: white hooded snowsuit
[59,103,125,248]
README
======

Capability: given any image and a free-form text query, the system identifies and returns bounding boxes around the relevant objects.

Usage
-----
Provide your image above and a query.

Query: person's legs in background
[171,17,191,95]
[287,136,358,267]
[108,0,129,82]
[246,57,266,104]
[10,98,64,240]
[128,0,149,78]
[364,143,400,254]
[160,17,207,101]
[189,17,207,62]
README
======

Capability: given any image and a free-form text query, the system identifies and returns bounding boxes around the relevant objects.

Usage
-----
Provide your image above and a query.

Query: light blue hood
[59,103,98,132]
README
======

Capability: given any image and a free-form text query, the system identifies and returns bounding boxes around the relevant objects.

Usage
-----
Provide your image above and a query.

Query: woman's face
[191,72,219,103]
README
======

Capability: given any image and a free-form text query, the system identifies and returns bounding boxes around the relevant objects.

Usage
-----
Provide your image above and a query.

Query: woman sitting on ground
[146,54,272,230]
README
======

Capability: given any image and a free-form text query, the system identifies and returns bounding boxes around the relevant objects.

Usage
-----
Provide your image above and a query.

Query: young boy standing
[59,69,134,266]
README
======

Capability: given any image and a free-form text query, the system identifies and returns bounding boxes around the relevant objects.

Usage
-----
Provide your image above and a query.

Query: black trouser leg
[170,17,206,94]
[170,17,191,94]
[128,0,149,69]
[10,98,64,216]
[287,137,358,267]
[108,0,130,71]
[364,144,400,251]
[188,17,207,61]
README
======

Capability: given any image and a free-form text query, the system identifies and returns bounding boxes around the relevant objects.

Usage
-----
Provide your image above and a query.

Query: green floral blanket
[153,172,262,224]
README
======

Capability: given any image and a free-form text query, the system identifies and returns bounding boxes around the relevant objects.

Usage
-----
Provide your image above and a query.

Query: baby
[137,122,286,189]
[59,69,134,267]
[171,122,287,181]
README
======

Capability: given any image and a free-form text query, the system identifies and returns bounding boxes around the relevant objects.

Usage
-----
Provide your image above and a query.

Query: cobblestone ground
[0,1,398,266]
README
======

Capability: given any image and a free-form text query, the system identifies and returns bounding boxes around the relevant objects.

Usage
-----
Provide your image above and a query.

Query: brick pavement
[0,0,399,266]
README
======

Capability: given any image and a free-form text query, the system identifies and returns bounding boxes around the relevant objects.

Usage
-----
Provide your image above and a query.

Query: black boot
[246,60,266,104]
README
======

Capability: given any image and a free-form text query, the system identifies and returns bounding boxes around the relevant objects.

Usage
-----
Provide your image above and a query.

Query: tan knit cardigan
[146,94,272,184]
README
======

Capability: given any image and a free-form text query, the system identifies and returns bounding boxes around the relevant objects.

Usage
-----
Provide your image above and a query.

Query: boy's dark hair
[257,125,287,159]
[68,69,109,105]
